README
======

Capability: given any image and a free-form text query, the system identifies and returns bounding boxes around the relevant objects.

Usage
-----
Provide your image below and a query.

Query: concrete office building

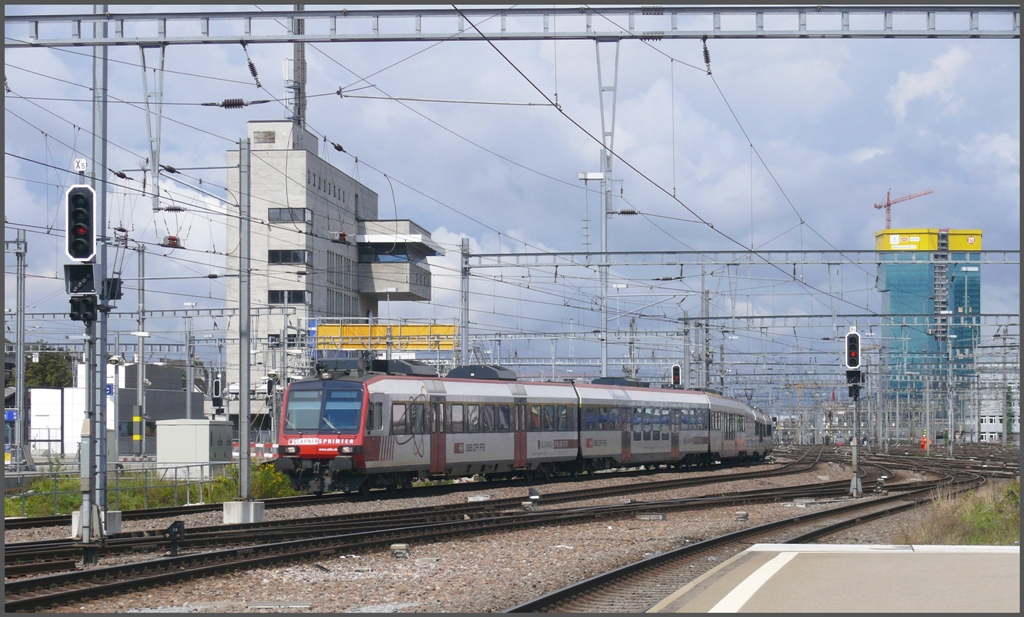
[224,120,441,433]
[875,228,982,439]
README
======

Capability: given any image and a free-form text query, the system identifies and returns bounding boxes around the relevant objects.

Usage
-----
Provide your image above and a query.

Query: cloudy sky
[5,5,1020,389]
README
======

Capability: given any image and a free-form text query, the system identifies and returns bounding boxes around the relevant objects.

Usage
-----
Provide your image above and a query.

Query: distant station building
[224,120,442,433]
[875,228,982,439]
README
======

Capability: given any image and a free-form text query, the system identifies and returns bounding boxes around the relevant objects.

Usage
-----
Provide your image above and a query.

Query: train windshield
[283,382,364,434]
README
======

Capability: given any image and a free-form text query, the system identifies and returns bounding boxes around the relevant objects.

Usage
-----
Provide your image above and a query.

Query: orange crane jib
[873,189,934,229]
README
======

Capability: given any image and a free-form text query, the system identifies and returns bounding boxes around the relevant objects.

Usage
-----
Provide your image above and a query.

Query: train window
[392,403,408,435]
[365,402,381,434]
[554,405,567,431]
[569,406,579,431]
[541,405,555,431]
[431,403,442,433]
[530,405,541,431]
[466,405,480,433]
[283,390,323,431]
[481,404,496,432]
[584,407,596,430]
[410,403,426,434]
[450,404,464,433]
[661,409,670,438]
[609,408,619,430]
[497,405,511,432]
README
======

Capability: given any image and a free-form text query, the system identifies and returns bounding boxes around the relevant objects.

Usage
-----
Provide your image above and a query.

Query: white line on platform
[708,551,796,613]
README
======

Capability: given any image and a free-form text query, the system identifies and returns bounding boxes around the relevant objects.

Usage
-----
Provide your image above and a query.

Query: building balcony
[355,219,442,302]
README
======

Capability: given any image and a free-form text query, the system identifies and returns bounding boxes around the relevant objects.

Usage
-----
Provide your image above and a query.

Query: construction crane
[874,188,933,229]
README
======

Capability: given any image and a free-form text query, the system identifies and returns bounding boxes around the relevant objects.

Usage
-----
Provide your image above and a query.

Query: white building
[224,120,441,430]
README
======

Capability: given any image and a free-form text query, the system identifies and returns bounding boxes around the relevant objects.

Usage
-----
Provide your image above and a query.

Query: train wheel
[385,483,399,495]
[358,482,371,499]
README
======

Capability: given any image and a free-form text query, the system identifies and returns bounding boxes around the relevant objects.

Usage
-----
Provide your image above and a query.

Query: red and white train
[273,362,774,494]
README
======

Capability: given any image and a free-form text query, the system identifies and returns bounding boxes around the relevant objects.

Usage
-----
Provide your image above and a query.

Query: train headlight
[280,445,299,455]
[339,446,354,454]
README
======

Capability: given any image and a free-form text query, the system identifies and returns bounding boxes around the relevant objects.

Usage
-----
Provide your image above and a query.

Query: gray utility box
[156,419,233,477]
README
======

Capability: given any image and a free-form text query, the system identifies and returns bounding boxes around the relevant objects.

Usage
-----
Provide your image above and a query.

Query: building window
[268,208,312,224]
[268,250,312,265]
[359,244,423,264]
[268,290,309,304]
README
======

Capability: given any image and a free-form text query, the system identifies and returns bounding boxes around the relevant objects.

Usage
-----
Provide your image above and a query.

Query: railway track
[501,471,983,613]
[4,447,829,568]
[7,454,883,611]
[3,454,795,531]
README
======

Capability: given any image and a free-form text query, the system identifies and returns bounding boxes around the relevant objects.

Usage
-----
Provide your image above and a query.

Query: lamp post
[183,302,196,419]
[384,288,397,362]
[947,334,957,458]
[108,347,123,467]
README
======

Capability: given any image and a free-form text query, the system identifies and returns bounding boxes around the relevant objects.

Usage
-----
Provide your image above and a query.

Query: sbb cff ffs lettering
[65,185,97,262]
[845,331,861,370]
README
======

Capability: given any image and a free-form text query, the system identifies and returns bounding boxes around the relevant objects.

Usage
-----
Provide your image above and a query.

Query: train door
[670,410,680,460]
[513,398,527,468]
[430,397,446,475]
[621,407,632,462]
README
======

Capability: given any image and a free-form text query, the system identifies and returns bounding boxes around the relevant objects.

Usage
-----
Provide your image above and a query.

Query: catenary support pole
[92,2,109,517]
[136,244,146,455]
[460,238,469,367]
[238,136,252,500]
[15,230,27,470]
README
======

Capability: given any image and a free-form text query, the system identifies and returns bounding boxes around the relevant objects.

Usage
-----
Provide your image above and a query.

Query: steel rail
[5,475,864,611]
[5,453,822,563]
[502,471,982,612]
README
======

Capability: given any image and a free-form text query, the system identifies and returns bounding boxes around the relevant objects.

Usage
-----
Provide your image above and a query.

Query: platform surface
[648,544,1020,613]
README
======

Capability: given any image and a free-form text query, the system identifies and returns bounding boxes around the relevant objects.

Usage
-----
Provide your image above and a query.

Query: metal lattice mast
[595,39,620,378]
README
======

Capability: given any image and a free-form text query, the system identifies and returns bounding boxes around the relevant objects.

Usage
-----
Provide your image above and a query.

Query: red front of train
[273,377,370,493]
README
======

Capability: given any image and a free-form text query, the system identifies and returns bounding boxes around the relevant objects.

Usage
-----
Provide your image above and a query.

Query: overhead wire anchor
[702,35,712,75]
[240,42,262,88]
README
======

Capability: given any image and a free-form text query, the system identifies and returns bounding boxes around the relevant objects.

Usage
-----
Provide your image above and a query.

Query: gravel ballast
[7,463,941,613]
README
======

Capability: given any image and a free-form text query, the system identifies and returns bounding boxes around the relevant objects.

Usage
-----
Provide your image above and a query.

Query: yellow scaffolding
[315,323,458,352]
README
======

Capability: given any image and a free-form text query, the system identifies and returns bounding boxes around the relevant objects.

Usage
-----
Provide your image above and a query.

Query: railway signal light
[69,295,98,322]
[65,185,96,262]
[671,364,681,386]
[845,331,861,370]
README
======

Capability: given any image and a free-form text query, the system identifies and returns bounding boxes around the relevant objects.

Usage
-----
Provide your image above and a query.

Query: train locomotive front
[273,377,369,494]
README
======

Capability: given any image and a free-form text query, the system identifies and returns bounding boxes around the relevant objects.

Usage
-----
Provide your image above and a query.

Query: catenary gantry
[5,5,1019,49]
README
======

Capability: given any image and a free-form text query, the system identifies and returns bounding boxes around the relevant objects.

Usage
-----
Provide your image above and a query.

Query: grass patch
[4,462,301,517]
[894,479,1020,545]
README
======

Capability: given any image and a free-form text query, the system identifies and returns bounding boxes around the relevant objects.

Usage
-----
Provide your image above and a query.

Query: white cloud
[958,131,1020,189]
[846,147,886,164]
[886,47,970,121]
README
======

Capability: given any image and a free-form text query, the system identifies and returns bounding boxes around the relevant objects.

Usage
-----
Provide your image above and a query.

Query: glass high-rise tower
[875,229,982,431]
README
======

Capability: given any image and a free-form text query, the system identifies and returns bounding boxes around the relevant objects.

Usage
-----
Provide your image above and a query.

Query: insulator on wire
[112,170,129,180]
[247,59,261,88]
[222,98,245,109]
[160,164,179,174]
[702,35,712,75]
[332,142,345,152]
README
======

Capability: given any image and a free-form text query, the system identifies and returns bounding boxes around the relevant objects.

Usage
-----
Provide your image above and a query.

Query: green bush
[895,479,1020,545]
[4,462,300,517]
[205,462,302,502]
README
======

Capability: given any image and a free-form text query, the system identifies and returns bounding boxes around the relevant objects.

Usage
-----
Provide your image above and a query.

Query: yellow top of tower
[874,229,982,251]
